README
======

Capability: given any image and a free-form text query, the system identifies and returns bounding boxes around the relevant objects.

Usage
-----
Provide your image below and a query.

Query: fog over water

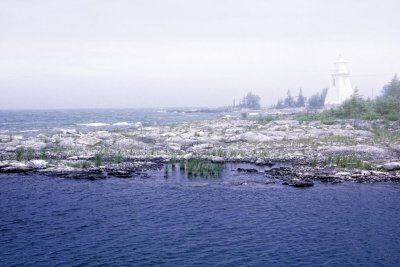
[1,0,399,109]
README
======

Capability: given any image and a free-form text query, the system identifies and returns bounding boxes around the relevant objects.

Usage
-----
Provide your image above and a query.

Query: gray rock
[211,156,224,163]
[383,162,400,171]
[76,136,101,146]
[28,160,48,169]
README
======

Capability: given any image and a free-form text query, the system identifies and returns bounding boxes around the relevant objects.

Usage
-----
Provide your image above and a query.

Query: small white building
[324,58,354,106]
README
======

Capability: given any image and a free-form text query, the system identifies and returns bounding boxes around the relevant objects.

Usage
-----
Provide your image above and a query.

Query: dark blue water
[0,109,228,136]
[1,174,400,266]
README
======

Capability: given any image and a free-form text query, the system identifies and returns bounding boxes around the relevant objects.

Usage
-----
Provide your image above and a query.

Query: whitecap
[20,129,40,133]
[78,122,110,127]
[112,122,130,126]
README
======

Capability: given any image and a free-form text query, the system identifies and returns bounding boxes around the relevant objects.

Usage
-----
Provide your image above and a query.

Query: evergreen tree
[296,88,306,107]
[239,92,261,109]
[284,89,294,107]
[308,88,328,107]
[275,99,284,109]
[382,74,400,100]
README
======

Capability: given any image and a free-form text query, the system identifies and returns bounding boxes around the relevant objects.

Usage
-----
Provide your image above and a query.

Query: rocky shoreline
[1,116,400,185]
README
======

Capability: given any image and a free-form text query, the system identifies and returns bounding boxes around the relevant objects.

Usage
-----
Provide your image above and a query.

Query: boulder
[168,143,181,151]
[28,160,48,169]
[192,143,214,151]
[94,131,112,139]
[1,162,31,173]
[211,156,224,163]
[283,179,314,188]
[240,132,272,143]
[382,162,400,171]
[237,167,258,173]
[255,159,274,166]
[76,136,101,146]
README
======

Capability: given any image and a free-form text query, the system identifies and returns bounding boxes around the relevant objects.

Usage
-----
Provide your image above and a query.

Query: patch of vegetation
[252,114,280,124]
[177,159,224,178]
[164,164,169,177]
[26,148,34,161]
[40,149,47,160]
[111,152,123,164]
[16,148,24,161]
[179,159,185,170]
[95,154,103,167]
[327,156,372,170]
[372,127,400,143]
[81,161,90,169]
[171,157,176,170]
[70,160,90,169]
[311,157,318,167]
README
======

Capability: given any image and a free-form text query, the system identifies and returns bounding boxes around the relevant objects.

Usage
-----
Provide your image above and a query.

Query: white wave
[78,122,110,127]
[57,128,77,134]
[20,129,40,133]
[134,122,142,127]
[112,122,130,126]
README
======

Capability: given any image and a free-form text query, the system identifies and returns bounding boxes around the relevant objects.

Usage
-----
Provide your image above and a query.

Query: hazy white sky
[1,0,399,109]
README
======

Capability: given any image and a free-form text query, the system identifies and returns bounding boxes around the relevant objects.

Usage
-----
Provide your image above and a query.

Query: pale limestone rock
[21,140,46,150]
[58,137,75,147]
[160,132,177,137]
[0,135,12,142]
[168,143,181,151]
[319,145,390,158]
[192,143,214,151]
[5,147,17,152]
[76,136,101,146]
[94,131,112,139]
[240,132,272,143]
[28,160,48,169]
[114,138,135,148]
[383,162,400,171]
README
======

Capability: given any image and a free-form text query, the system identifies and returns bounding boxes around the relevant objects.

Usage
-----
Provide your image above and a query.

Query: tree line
[275,88,327,109]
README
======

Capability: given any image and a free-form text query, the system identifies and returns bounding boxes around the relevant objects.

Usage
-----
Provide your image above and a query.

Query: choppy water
[0,109,229,136]
[1,172,400,266]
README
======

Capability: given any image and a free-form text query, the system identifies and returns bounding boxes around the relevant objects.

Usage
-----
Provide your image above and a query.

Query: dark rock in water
[255,159,275,166]
[317,175,339,183]
[1,165,32,174]
[292,181,314,188]
[57,169,107,180]
[283,179,314,188]
[107,170,133,178]
[237,168,258,173]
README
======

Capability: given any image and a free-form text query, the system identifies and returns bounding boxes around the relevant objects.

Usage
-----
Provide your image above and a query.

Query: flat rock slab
[383,162,400,171]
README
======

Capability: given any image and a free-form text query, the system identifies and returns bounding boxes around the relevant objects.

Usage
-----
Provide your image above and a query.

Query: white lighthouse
[324,58,354,106]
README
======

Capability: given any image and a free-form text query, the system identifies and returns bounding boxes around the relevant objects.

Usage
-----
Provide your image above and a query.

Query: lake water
[1,172,400,266]
[0,109,229,136]
[1,109,400,266]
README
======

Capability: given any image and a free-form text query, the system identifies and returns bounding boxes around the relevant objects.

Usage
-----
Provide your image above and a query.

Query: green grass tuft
[95,154,102,167]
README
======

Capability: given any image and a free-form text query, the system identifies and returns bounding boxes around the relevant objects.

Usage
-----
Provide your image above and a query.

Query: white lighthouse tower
[324,57,354,106]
